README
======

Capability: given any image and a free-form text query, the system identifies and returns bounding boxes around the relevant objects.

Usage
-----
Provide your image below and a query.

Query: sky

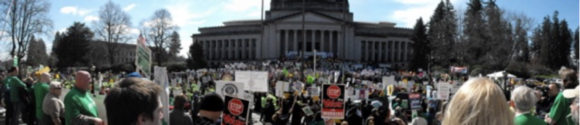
[0,0,577,61]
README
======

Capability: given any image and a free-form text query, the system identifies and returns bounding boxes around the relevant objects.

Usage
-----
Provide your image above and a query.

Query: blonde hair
[442,78,514,125]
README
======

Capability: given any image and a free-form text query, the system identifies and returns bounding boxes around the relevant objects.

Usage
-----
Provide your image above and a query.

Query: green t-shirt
[515,113,547,125]
[549,92,574,125]
[64,87,98,125]
[8,76,26,102]
[34,82,50,119]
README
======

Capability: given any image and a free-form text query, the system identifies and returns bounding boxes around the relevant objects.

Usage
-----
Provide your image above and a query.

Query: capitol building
[191,0,414,68]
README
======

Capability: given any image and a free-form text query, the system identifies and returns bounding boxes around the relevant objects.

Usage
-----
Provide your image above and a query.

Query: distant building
[87,41,158,68]
[191,0,414,68]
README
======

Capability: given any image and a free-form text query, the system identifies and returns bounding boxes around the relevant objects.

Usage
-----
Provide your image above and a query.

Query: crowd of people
[0,59,577,125]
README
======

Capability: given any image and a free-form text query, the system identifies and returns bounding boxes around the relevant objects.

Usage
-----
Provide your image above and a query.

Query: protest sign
[308,86,320,97]
[409,93,421,110]
[322,84,345,119]
[215,81,245,99]
[222,96,251,125]
[236,71,269,92]
[276,81,290,97]
[438,82,450,100]
[251,71,269,92]
[302,106,314,116]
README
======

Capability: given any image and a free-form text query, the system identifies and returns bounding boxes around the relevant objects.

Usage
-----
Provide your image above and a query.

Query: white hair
[511,86,538,112]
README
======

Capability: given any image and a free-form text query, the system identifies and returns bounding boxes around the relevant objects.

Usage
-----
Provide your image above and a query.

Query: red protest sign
[322,84,345,119]
[222,96,251,125]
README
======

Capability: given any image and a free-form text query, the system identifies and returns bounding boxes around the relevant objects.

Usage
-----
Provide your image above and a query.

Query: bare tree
[141,9,178,66]
[93,1,132,66]
[0,0,53,69]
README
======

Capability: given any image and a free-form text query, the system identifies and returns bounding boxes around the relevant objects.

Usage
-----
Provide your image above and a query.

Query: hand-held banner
[322,84,345,119]
[222,96,251,125]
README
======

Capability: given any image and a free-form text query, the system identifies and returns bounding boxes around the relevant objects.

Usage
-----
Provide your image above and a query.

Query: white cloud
[165,2,215,27]
[123,4,137,12]
[84,15,99,22]
[224,0,270,12]
[390,0,465,27]
[59,6,91,16]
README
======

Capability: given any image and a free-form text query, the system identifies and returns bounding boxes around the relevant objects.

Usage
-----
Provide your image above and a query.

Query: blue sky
[0,0,578,60]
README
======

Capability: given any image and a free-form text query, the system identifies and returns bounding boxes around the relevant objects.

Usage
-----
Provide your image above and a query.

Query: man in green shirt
[511,86,546,125]
[34,72,51,125]
[545,69,578,125]
[7,66,26,125]
[64,71,103,125]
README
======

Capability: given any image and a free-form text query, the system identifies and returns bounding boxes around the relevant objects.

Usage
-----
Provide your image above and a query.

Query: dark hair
[174,95,187,110]
[562,70,579,89]
[8,66,17,73]
[104,78,161,125]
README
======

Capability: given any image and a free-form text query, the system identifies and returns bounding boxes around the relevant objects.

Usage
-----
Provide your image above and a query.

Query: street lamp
[91,65,96,95]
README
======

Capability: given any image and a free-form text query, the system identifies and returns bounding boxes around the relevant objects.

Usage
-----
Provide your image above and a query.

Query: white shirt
[411,117,428,125]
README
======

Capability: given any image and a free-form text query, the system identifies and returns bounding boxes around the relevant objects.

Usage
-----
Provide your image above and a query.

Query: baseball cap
[562,86,580,98]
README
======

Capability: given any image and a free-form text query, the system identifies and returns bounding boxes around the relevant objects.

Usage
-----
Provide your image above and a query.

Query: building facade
[191,0,414,68]
[88,41,157,68]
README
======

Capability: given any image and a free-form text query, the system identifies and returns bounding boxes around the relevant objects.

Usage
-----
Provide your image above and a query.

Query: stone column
[365,41,369,61]
[231,39,236,60]
[404,41,408,62]
[252,39,257,59]
[398,41,402,62]
[284,30,289,55]
[381,42,385,62]
[337,31,343,59]
[371,41,376,61]
[311,30,315,52]
[293,30,298,52]
[389,41,394,63]
[321,30,325,52]
[329,31,334,55]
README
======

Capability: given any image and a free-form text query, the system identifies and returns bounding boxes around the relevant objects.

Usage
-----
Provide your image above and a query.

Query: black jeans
[43,114,64,125]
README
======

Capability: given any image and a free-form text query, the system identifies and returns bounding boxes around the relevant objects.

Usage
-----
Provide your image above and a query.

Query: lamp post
[91,65,96,95]
[503,71,508,100]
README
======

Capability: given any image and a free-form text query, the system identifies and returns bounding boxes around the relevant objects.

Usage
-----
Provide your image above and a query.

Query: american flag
[138,34,146,44]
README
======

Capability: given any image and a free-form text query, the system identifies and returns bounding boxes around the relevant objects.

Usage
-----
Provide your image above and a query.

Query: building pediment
[270,11,344,24]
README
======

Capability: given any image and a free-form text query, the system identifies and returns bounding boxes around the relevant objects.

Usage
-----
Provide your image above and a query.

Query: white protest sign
[235,71,252,90]
[236,71,269,92]
[308,86,320,97]
[276,81,290,97]
[251,71,269,92]
[215,81,245,99]
[153,66,170,125]
[292,82,305,92]
[438,82,450,100]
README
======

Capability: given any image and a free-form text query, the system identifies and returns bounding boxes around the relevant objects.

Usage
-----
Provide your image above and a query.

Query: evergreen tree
[169,31,182,57]
[538,16,552,68]
[55,22,94,69]
[410,18,429,71]
[26,36,48,66]
[513,19,530,62]
[574,27,579,61]
[187,42,207,69]
[428,0,457,67]
[557,20,572,68]
[463,0,487,66]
